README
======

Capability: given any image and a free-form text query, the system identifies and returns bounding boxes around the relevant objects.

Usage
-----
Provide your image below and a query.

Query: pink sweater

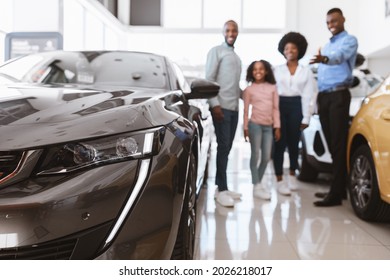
[243,82,280,130]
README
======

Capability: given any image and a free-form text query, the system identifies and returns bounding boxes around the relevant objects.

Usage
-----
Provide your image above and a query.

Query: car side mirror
[186,79,219,100]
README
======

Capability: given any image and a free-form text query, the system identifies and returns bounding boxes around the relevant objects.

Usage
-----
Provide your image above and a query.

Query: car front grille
[0,222,113,260]
[0,239,77,260]
[0,151,24,183]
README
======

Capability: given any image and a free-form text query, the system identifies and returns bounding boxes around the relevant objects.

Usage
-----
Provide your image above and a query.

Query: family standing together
[205,8,358,208]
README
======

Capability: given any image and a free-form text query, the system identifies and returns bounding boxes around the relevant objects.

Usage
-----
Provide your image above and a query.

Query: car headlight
[36,127,164,175]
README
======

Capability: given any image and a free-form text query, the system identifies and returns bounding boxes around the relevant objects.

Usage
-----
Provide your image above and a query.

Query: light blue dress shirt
[317,31,358,92]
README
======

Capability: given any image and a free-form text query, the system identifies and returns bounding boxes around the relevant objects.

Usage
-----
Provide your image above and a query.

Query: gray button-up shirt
[205,42,242,111]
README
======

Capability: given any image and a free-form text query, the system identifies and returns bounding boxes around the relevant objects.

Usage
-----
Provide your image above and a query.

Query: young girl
[243,60,281,200]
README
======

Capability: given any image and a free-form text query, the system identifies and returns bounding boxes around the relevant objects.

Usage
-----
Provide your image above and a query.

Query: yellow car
[347,75,390,222]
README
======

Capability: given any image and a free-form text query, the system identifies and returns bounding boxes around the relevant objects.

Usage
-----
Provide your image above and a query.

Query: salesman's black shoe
[314,192,328,198]
[313,196,342,207]
[314,191,347,200]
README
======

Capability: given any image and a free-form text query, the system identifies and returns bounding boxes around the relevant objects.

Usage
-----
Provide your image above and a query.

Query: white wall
[0,0,61,62]
[13,0,60,31]
[357,0,390,55]
[290,0,359,64]
[0,1,14,32]
[292,0,390,76]
[357,0,390,76]
[0,0,126,64]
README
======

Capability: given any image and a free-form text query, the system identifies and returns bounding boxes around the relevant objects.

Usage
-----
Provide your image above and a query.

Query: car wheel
[171,152,196,259]
[297,138,319,182]
[349,145,390,222]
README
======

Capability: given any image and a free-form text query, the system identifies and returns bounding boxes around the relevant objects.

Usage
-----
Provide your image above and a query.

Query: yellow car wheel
[349,145,390,222]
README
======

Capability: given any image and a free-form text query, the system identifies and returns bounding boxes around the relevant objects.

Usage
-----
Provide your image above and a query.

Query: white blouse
[273,64,317,125]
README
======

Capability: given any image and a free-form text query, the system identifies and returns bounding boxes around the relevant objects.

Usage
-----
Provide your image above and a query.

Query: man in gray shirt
[205,20,242,207]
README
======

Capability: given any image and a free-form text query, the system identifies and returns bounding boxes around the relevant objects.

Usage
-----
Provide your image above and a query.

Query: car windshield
[0,51,169,89]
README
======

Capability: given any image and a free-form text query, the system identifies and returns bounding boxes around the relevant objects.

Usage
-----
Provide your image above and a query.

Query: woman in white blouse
[273,32,317,195]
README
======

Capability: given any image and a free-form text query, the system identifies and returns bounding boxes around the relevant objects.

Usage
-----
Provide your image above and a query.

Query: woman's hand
[244,129,249,142]
[274,128,281,142]
[300,123,309,130]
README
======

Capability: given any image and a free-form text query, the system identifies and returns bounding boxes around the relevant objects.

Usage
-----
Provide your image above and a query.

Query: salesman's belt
[319,86,349,94]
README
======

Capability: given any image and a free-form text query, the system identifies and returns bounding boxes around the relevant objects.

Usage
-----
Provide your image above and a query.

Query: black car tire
[298,138,319,182]
[171,152,197,259]
[349,145,390,222]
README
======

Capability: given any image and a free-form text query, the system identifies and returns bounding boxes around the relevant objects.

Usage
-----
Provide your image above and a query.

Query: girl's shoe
[276,180,291,196]
[253,184,271,200]
[288,175,299,191]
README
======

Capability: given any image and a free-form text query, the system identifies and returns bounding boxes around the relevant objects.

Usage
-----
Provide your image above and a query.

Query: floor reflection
[195,139,390,260]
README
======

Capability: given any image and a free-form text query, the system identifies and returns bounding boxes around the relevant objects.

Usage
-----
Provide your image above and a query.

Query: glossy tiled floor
[194,138,390,260]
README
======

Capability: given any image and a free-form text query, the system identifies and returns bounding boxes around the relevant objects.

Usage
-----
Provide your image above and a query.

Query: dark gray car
[0,51,218,260]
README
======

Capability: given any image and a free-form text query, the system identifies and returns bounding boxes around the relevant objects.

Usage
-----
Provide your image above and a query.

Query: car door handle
[380,110,390,121]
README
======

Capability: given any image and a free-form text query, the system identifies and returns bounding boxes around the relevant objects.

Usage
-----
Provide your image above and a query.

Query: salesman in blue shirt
[310,8,358,207]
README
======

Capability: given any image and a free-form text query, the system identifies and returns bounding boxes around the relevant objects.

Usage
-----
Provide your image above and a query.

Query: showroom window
[242,0,285,29]
[125,0,286,30]
[162,0,286,30]
[119,0,288,77]
[63,0,125,50]
[163,0,202,28]
[61,0,289,79]
[202,0,241,28]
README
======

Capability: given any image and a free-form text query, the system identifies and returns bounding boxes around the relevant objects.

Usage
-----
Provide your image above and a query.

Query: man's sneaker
[215,203,234,216]
[288,175,299,191]
[215,191,235,207]
[226,190,242,199]
[253,184,271,200]
[277,180,291,196]
[214,189,242,200]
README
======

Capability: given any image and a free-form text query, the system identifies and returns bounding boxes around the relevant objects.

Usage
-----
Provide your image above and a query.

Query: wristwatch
[322,56,329,64]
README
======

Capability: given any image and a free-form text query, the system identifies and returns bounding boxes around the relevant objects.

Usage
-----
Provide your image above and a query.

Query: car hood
[0,84,175,150]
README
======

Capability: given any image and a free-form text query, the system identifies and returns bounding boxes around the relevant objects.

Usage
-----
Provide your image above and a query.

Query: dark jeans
[273,96,303,176]
[317,89,351,198]
[213,108,238,191]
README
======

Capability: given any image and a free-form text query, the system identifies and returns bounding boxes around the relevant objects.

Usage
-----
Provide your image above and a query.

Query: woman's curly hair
[278,32,308,60]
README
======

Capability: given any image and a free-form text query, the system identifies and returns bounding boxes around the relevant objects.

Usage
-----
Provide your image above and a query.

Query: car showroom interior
[0,0,390,262]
